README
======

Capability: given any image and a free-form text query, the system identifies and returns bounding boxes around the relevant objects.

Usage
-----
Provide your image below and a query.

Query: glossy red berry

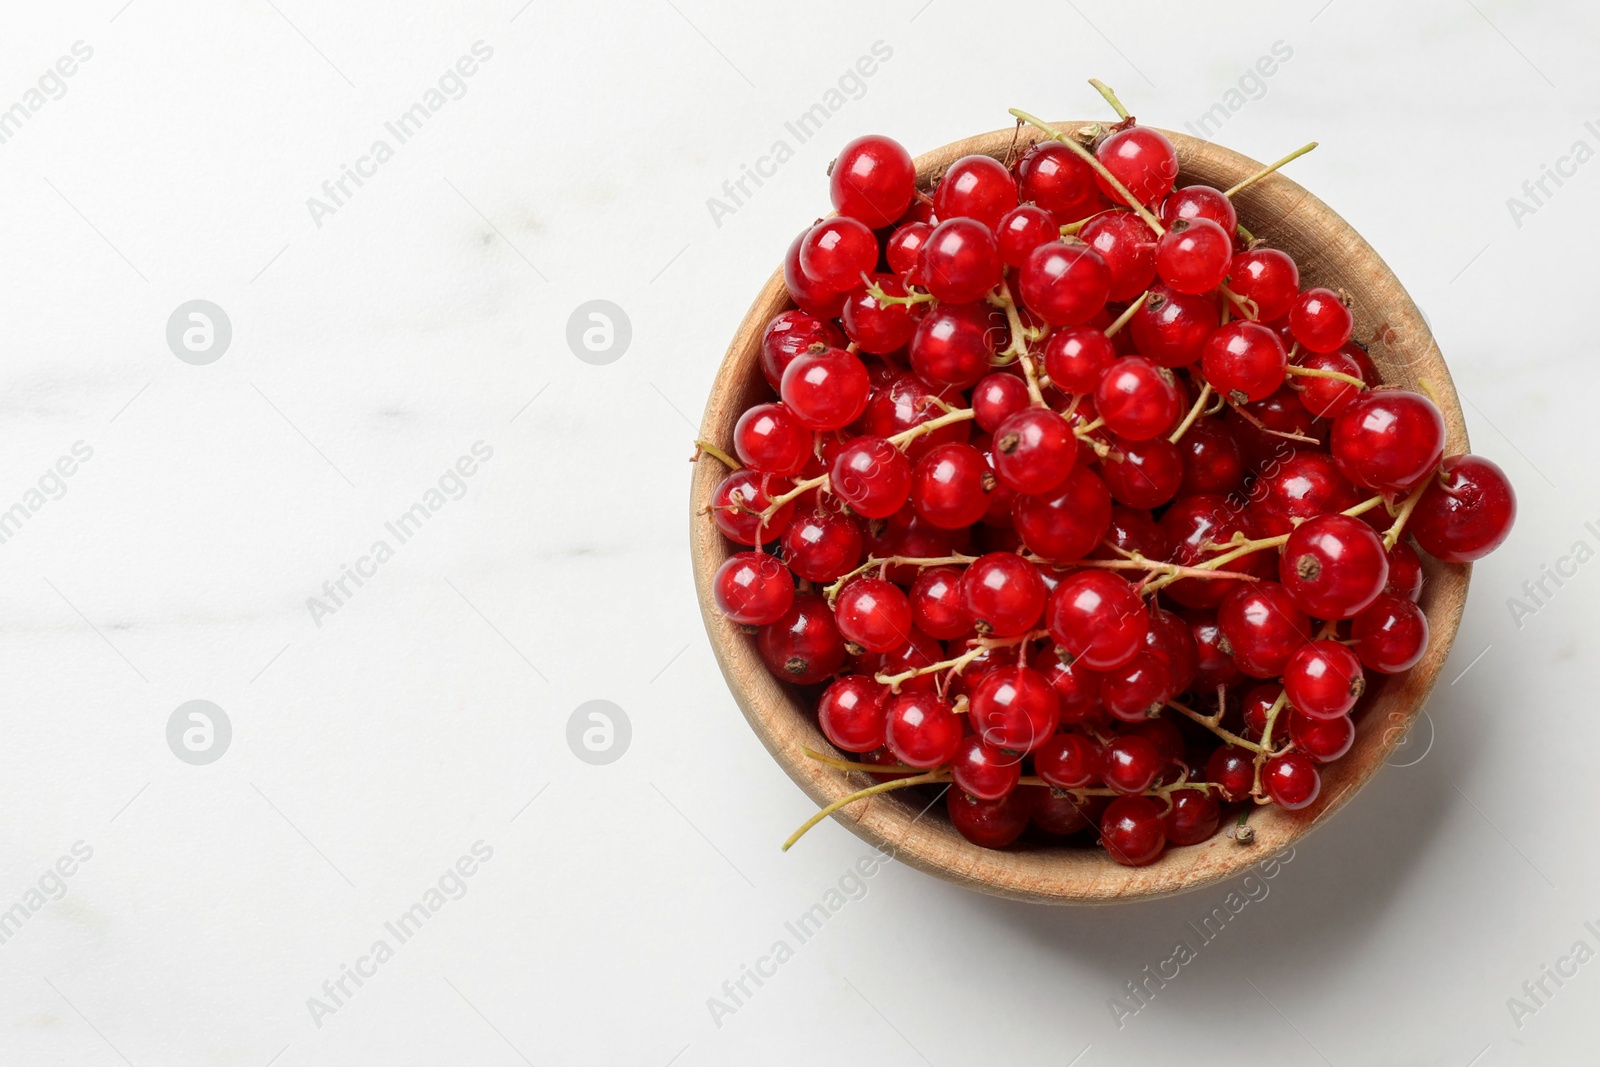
[760,310,844,390]
[1035,732,1101,788]
[1017,140,1101,222]
[1101,435,1183,509]
[886,221,931,284]
[948,789,1033,848]
[1290,347,1367,418]
[919,218,1002,304]
[1288,288,1353,353]
[1246,451,1361,538]
[971,373,1030,435]
[781,346,871,431]
[1081,210,1158,301]
[711,470,794,546]
[1030,788,1093,836]
[1159,494,1273,609]
[1331,389,1446,493]
[1409,455,1517,563]
[908,566,971,640]
[910,304,998,391]
[995,204,1057,267]
[1351,593,1428,674]
[971,665,1061,753]
[734,403,811,476]
[960,552,1047,638]
[830,435,911,519]
[935,154,1018,230]
[1155,217,1233,295]
[781,509,862,582]
[1163,788,1221,846]
[1281,513,1389,620]
[830,134,916,228]
[1094,126,1178,206]
[817,675,891,752]
[713,551,795,625]
[1095,357,1182,440]
[1012,466,1112,563]
[1261,753,1321,810]
[1283,639,1365,719]
[1040,657,1103,724]
[1159,184,1237,235]
[1227,248,1299,322]
[885,691,963,768]
[1207,746,1257,802]
[834,578,913,653]
[1385,539,1425,601]
[1189,610,1243,691]
[1144,607,1199,694]
[1042,327,1117,395]
[1046,570,1149,670]
[1020,242,1111,327]
[951,735,1022,799]
[1202,321,1287,403]
[1100,735,1162,795]
[1217,581,1312,678]
[1098,651,1172,721]
[910,442,992,529]
[783,230,848,319]
[1128,284,1220,368]
[1176,419,1246,496]
[841,274,919,355]
[757,592,847,684]
[993,407,1077,495]
[1288,710,1355,763]
[1100,795,1166,865]
[799,216,878,292]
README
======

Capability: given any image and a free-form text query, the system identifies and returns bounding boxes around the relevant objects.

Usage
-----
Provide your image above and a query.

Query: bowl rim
[690,121,1472,904]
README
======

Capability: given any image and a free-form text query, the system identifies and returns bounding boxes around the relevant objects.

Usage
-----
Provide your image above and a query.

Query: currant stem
[1168,699,1263,753]
[1104,291,1150,338]
[875,630,1046,692]
[1383,482,1429,549]
[1251,690,1290,797]
[781,770,947,851]
[1007,108,1167,235]
[695,440,741,470]
[995,276,1045,404]
[1224,396,1321,444]
[801,746,921,775]
[1284,364,1368,389]
[1087,78,1131,120]
[1073,553,1262,585]
[866,277,937,309]
[1223,142,1319,198]
[1168,382,1215,444]
[1218,283,1259,321]
[824,553,977,602]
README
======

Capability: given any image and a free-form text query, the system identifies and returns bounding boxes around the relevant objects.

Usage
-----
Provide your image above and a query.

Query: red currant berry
[972,372,1031,433]
[1159,184,1237,235]
[1042,326,1116,395]
[909,303,999,391]
[1094,126,1178,207]
[952,735,1023,799]
[713,551,795,625]
[1020,242,1111,327]
[734,402,811,476]
[1188,610,1244,691]
[782,509,862,582]
[934,154,1018,230]
[712,469,794,546]
[1281,513,1389,620]
[760,310,845,390]
[1101,795,1166,865]
[1145,607,1199,695]
[948,788,1033,848]
[1159,494,1274,609]
[910,442,992,529]
[835,577,913,654]
[1155,217,1233,295]
[1081,210,1158,301]
[783,229,847,319]
[830,134,916,228]
[858,626,943,694]
[1385,539,1425,601]
[1163,788,1222,846]
[1012,466,1113,562]
[1246,451,1361,538]
[757,592,847,684]
[1040,657,1104,723]
[1331,389,1446,493]
[919,218,1002,304]
[1202,321,1287,403]
[960,552,1047,637]
[1035,732,1101,788]
[1284,639,1365,719]
[908,566,972,640]
[1101,435,1183,509]
[1290,347,1367,418]
[859,371,972,460]
[1176,419,1246,496]
[971,665,1062,753]
[1128,284,1220,368]
[1031,788,1093,835]
[1288,287,1353,353]
[886,220,931,283]
[781,346,871,431]
[1017,140,1101,221]
[1351,592,1429,674]
[817,675,891,752]
[1217,581,1313,678]
[1227,248,1299,322]
[1206,746,1256,801]
[885,691,962,768]
[995,204,1057,267]
[799,216,878,292]
[842,274,919,355]
[993,407,1077,495]
[1261,753,1321,810]
[1098,651,1172,721]
[1100,735,1162,795]
[830,435,911,519]
[1409,454,1517,563]
[1098,504,1168,561]
[1046,569,1149,670]
[1095,356,1182,440]
[1288,710,1355,763]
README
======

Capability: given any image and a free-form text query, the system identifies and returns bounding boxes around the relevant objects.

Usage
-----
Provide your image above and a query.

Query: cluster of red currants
[703,87,1516,866]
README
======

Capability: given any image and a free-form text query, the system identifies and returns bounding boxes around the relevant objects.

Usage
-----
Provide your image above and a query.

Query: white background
[0,1,1591,1064]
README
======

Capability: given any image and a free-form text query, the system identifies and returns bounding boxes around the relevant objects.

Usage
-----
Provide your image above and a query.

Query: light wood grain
[689,123,1470,904]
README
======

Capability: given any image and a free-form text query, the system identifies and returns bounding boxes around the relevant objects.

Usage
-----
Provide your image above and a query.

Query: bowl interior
[691,122,1470,904]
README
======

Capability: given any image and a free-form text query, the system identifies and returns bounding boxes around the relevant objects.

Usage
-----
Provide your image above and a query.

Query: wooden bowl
[690,123,1470,904]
